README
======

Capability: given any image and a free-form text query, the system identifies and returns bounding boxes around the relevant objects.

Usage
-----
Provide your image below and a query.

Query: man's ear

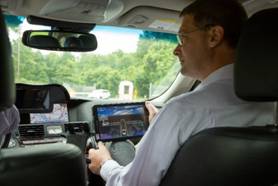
[207,26,224,48]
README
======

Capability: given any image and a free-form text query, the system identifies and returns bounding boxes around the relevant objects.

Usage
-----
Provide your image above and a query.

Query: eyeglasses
[176,28,202,45]
[176,25,214,45]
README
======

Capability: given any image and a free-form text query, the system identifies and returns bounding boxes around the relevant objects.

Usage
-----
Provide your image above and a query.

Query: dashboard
[10,84,141,160]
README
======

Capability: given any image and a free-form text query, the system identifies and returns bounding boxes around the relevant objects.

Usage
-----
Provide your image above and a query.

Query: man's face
[174,15,210,79]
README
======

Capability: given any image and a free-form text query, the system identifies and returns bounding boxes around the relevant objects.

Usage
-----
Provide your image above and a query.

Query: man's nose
[173,45,181,56]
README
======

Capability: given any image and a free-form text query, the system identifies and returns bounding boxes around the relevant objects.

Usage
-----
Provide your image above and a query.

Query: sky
[92,26,142,55]
[9,18,142,55]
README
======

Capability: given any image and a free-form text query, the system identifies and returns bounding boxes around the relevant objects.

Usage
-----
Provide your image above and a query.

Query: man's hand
[145,101,158,123]
[88,142,112,175]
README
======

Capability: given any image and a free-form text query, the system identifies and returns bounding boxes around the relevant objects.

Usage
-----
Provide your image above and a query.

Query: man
[88,0,273,185]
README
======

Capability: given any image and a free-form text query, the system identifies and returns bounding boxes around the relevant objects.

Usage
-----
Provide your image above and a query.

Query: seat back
[160,127,278,186]
[0,143,87,186]
[160,8,278,186]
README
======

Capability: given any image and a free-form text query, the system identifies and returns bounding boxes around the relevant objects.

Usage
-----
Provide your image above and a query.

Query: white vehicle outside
[89,89,111,99]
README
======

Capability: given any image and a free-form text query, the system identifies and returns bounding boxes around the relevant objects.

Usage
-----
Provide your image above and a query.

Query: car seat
[160,8,278,186]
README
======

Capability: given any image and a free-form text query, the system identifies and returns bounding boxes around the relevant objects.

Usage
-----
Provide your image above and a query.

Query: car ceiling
[1,0,278,33]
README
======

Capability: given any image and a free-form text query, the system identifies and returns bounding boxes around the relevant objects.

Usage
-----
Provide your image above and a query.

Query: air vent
[19,125,45,140]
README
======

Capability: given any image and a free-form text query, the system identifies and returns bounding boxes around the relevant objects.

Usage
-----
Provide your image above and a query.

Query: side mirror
[22,30,97,52]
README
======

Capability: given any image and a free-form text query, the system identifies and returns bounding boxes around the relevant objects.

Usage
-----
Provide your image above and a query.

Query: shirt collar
[196,64,234,90]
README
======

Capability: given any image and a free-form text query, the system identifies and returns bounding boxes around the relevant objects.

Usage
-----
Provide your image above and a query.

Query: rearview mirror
[22,30,97,52]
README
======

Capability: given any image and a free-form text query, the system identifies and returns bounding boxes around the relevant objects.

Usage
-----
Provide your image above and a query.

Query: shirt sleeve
[100,160,123,181]
[99,100,207,186]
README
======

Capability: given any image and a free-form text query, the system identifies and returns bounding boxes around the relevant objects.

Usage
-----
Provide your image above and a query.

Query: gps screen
[93,103,149,141]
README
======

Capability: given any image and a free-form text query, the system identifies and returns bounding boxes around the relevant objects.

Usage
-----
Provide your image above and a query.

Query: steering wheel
[87,140,136,186]
[0,133,11,148]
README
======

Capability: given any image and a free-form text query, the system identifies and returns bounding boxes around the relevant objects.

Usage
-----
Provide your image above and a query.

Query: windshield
[6,16,180,101]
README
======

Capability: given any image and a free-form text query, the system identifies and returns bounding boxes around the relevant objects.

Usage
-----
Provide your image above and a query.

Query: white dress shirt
[100,64,273,186]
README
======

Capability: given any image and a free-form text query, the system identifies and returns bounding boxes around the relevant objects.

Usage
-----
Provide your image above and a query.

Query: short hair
[180,0,247,48]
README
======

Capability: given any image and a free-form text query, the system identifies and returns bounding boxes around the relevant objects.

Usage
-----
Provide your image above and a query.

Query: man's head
[174,0,247,80]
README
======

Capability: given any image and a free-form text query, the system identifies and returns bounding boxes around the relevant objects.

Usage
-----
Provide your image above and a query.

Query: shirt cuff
[100,159,121,181]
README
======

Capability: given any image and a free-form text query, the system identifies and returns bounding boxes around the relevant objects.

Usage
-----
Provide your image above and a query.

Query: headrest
[235,8,278,101]
[0,8,15,111]
[30,35,60,48]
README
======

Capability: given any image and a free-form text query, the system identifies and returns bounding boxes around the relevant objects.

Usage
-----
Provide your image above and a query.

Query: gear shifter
[85,136,98,164]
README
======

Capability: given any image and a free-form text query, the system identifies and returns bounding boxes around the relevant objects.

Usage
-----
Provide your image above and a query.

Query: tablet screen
[93,103,149,141]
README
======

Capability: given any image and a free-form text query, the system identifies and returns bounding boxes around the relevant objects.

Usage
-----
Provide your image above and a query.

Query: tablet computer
[93,102,149,142]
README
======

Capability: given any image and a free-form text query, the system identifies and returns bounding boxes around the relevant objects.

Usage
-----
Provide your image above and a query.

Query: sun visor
[38,0,124,23]
[119,7,181,33]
